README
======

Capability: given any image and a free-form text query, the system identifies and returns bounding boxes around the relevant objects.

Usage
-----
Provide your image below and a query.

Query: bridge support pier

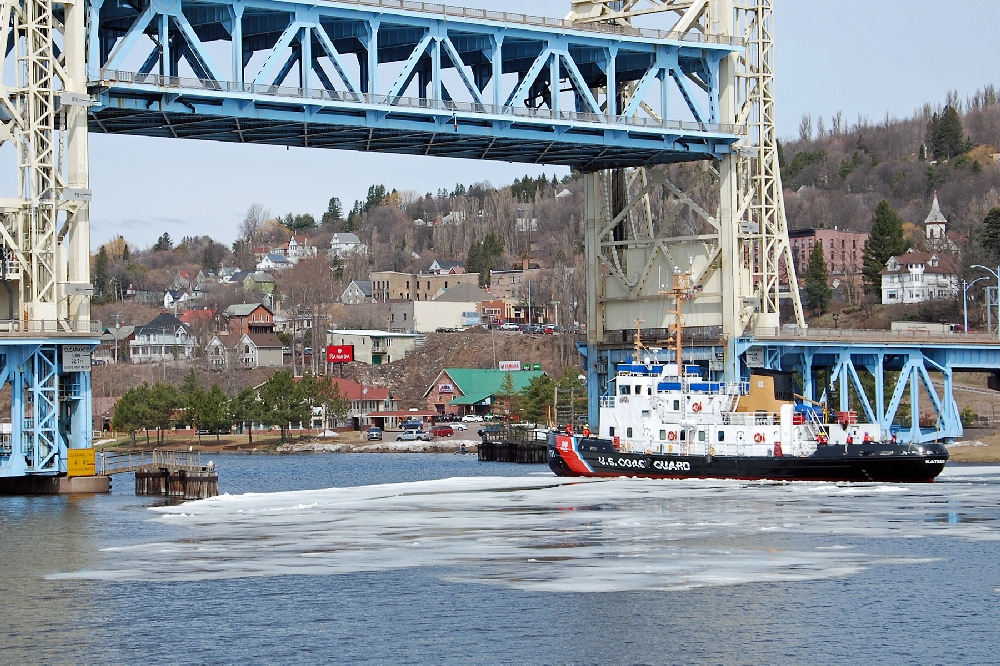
[0,474,109,494]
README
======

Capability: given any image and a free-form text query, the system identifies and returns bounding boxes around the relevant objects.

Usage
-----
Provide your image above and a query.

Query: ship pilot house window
[627,427,633,438]
[699,431,707,442]
[718,431,725,442]
[673,400,680,411]
[680,430,686,441]
[647,387,652,395]
[620,385,631,395]
[660,430,667,440]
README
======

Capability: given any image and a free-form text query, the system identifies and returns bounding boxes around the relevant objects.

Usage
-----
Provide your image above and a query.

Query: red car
[429,424,454,437]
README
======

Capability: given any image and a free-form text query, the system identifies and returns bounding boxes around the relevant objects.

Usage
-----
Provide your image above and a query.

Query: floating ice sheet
[53,467,1000,591]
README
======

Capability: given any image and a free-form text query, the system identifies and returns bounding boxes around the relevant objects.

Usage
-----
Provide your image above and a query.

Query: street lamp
[963,276,990,334]
[971,265,1000,339]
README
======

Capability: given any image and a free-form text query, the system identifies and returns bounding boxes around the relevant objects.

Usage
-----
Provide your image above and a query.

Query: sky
[81,0,1000,249]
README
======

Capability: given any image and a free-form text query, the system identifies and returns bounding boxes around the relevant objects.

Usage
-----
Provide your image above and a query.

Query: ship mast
[660,267,691,374]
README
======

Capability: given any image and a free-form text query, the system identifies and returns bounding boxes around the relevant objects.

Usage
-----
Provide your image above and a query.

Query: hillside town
[90,89,1000,441]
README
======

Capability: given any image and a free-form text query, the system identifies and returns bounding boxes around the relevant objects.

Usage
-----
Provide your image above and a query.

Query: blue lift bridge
[1,0,999,487]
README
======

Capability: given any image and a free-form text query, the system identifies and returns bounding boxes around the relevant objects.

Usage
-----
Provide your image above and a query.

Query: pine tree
[498,371,518,418]
[92,246,109,299]
[983,208,1000,259]
[926,106,971,161]
[804,243,832,314]
[862,200,909,295]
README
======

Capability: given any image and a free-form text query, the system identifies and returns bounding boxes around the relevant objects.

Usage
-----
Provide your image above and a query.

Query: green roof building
[424,368,545,416]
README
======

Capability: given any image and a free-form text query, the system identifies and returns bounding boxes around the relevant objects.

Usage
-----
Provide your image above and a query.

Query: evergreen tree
[148,382,182,444]
[92,246,109,299]
[258,371,310,442]
[982,208,1000,259]
[121,243,130,261]
[804,243,832,314]
[363,184,388,213]
[229,387,262,445]
[862,200,909,295]
[926,106,971,161]
[466,233,504,287]
[517,373,555,424]
[190,384,230,443]
[112,384,152,445]
[152,233,173,251]
[321,197,344,226]
[498,371,518,417]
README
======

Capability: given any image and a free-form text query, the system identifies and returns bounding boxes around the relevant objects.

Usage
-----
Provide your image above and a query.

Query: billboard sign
[327,345,355,363]
[439,383,454,394]
[499,361,521,372]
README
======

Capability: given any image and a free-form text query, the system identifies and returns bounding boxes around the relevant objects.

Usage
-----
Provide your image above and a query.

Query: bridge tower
[569,0,805,422]
[0,0,98,484]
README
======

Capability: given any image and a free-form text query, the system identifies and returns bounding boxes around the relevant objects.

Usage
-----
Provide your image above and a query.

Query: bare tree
[239,204,270,244]
[799,114,812,143]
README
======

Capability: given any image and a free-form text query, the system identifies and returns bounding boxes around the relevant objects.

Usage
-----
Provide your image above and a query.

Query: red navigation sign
[327,345,354,363]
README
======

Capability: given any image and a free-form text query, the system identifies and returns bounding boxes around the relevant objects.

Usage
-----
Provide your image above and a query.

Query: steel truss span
[86,0,743,168]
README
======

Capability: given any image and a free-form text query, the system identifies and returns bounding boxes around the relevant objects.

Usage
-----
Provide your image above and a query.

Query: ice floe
[52,466,1000,591]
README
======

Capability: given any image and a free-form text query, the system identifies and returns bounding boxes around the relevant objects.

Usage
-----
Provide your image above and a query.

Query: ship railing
[720,412,777,426]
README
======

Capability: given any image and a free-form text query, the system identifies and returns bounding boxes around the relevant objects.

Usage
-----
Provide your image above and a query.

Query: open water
[1,453,999,665]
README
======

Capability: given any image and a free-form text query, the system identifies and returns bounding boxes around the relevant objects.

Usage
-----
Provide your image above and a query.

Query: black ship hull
[548,435,948,483]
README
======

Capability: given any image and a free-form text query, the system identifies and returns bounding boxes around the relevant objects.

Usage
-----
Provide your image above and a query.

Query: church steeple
[924,192,947,241]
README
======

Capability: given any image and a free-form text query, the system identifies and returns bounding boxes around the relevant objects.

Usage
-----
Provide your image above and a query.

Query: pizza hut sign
[327,345,354,363]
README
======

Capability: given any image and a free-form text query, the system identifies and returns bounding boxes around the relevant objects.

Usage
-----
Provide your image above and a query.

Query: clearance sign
[327,345,354,363]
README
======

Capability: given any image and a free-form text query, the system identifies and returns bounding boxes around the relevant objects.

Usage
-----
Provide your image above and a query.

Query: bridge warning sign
[62,345,92,372]
[67,449,95,477]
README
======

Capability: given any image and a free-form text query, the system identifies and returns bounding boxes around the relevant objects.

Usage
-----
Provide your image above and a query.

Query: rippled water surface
[2,454,999,664]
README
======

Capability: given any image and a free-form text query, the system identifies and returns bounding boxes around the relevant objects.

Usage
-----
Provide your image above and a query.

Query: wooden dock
[479,427,549,464]
[98,450,219,499]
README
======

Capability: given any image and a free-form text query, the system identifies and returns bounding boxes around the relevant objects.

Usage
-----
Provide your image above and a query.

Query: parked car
[542,324,558,334]
[435,327,458,333]
[478,424,502,438]
[499,323,520,331]
[367,427,383,441]
[429,424,454,437]
[461,414,484,422]
[402,419,424,430]
[522,324,543,334]
[452,423,468,431]
[396,430,434,441]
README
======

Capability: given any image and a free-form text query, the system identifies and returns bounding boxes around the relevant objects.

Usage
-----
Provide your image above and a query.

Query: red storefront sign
[327,345,354,363]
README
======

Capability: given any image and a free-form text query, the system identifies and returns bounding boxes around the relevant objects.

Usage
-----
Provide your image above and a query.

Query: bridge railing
[0,319,101,334]
[98,70,746,136]
[312,0,743,46]
[754,327,1000,342]
[97,449,203,475]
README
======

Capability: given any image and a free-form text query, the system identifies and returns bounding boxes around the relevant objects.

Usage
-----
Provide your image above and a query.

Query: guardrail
[97,449,204,475]
[98,70,746,136]
[0,319,101,334]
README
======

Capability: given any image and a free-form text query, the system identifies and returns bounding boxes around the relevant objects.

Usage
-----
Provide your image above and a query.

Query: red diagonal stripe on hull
[555,436,593,474]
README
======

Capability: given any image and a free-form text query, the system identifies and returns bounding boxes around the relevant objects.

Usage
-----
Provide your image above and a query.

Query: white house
[163,289,190,310]
[341,280,372,304]
[129,313,196,364]
[256,253,292,271]
[206,332,283,369]
[284,235,317,263]
[880,252,959,305]
[330,233,367,259]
